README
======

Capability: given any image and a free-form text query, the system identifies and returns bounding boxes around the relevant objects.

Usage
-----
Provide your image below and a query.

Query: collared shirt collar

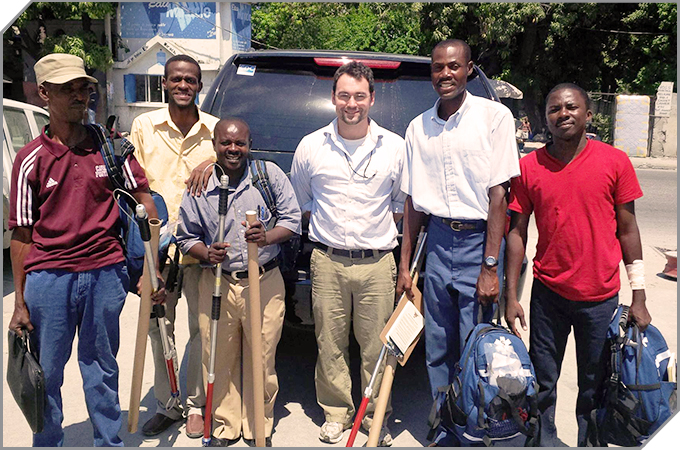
[323,118,383,150]
[151,105,214,136]
[41,125,96,159]
[206,165,249,195]
[431,90,472,126]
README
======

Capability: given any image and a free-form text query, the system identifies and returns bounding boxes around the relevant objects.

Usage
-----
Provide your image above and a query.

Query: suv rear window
[203,54,495,172]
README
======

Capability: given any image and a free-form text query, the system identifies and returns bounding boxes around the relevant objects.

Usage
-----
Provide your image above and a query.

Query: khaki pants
[311,248,396,428]
[148,264,204,419]
[198,266,285,440]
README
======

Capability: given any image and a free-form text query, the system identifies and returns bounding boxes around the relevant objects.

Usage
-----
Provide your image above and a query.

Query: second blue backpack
[596,305,677,446]
[428,323,539,446]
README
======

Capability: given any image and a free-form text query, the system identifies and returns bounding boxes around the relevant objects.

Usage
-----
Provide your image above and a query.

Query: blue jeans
[423,218,504,446]
[24,263,128,447]
[529,279,618,447]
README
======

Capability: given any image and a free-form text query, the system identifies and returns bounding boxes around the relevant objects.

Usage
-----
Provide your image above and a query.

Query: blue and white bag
[596,305,677,446]
[87,123,171,292]
[428,323,539,446]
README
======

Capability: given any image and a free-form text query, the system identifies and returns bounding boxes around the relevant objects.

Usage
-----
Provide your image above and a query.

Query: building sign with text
[121,2,216,40]
[231,3,251,51]
[655,82,674,118]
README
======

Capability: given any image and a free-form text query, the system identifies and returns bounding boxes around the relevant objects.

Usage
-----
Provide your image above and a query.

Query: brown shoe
[185,413,204,439]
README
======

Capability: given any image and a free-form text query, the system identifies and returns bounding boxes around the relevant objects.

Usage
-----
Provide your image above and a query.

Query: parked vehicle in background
[201,50,516,328]
[3,99,50,249]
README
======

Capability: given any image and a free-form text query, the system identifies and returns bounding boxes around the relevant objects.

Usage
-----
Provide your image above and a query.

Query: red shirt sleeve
[613,151,643,205]
[8,146,40,229]
[122,153,150,194]
[508,163,533,215]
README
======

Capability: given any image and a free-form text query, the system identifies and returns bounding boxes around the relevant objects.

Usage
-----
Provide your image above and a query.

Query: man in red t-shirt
[7,54,161,447]
[505,83,651,447]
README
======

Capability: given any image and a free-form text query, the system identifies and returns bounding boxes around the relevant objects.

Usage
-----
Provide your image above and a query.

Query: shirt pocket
[353,156,395,197]
[460,146,491,187]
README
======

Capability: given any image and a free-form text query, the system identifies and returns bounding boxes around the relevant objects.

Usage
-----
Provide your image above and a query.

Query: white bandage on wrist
[625,259,645,290]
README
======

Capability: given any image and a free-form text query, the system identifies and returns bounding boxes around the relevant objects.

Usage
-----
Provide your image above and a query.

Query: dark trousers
[529,279,618,447]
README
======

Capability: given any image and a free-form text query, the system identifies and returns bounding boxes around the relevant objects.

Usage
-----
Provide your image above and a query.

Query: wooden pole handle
[246,211,266,447]
[128,218,161,433]
[366,353,398,447]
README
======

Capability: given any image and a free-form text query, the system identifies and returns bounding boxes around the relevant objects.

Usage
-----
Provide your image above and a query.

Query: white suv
[3,99,50,249]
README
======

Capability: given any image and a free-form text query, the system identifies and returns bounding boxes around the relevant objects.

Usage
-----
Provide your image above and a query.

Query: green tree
[4,2,116,73]
[251,2,676,134]
[252,2,424,55]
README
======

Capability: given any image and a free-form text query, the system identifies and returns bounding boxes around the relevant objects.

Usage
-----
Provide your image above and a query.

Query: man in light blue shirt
[176,118,300,446]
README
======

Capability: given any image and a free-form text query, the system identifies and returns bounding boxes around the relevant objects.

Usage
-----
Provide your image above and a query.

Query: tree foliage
[252,2,676,131]
[4,2,115,73]
[252,2,424,55]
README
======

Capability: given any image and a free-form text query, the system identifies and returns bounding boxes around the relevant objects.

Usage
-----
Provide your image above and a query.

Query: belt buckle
[230,269,247,279]
[449,220,463,231]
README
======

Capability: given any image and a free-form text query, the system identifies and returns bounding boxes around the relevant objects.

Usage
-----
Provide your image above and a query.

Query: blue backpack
[249,158,301,279]
[596,305,677,446]
[87,123,171,292]
[428,322,539,446]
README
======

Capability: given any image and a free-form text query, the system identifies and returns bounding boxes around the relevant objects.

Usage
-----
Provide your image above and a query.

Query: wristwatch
[483,255,499,268]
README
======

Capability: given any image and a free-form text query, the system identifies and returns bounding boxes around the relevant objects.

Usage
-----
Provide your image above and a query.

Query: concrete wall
[651,93,677,158]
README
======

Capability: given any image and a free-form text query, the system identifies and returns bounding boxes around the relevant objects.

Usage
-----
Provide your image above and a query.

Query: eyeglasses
[345,149,376,180]
[335,92,370,103]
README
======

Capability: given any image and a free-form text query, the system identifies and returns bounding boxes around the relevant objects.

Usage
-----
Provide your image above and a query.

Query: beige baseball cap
[34,53,98,86]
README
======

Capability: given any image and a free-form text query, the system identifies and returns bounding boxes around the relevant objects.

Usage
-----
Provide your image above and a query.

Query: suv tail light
[313,57,401,70]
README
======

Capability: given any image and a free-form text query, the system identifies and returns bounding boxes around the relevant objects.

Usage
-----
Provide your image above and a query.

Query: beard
[338,108,368,126]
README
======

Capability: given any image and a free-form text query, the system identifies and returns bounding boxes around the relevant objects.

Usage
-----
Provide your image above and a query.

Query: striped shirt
[8,126,149,273]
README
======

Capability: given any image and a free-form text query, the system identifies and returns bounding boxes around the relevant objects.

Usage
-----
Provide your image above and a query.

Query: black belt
[314,243,390,259]
[227,257,280,280]
[440,218,487,232]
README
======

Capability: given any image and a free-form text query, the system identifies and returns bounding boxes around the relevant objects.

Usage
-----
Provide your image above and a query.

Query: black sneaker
[243,437,272,447]
[208,436,240,447]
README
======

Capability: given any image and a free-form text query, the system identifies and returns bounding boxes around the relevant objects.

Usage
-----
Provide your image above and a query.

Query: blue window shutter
[124,74,137,103]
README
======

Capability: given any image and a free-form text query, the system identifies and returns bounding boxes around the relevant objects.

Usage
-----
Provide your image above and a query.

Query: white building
[111,2,252,131]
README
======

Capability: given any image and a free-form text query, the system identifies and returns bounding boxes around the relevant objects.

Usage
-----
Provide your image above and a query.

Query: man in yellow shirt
[129,54,219,438]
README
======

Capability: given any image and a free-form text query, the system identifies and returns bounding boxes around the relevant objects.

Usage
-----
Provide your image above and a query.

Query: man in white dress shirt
[397,39,520,446]
[291,61,405,447]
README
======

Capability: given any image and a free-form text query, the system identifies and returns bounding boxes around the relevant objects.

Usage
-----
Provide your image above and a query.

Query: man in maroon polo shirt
[7,53,160,447]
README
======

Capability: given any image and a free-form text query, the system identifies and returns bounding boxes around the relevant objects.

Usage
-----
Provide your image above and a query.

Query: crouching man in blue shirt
[176,118,301,446]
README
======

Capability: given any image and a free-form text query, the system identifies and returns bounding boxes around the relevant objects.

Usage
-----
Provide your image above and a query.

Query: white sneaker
[319,421,347,444]
[378,425,393,447]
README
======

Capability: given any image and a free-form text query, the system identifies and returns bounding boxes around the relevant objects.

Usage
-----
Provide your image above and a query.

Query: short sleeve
[508,168,533,215]
[122,152,150,193]
[613,153,643,205]
[8,149,39,229]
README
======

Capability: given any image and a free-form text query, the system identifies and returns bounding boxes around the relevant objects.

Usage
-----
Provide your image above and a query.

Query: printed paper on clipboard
[237,64,256,76]
[383,300,424,359]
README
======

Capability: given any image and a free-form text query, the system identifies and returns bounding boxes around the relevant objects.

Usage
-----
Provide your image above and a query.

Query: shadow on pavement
[273,323,433,446]
[274,324,326,431]
[4,250,14,297]
[60,388,185,447]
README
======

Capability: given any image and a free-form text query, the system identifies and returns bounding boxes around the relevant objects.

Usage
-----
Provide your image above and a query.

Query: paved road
[635,169,677,251]
[3,165,677,447]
